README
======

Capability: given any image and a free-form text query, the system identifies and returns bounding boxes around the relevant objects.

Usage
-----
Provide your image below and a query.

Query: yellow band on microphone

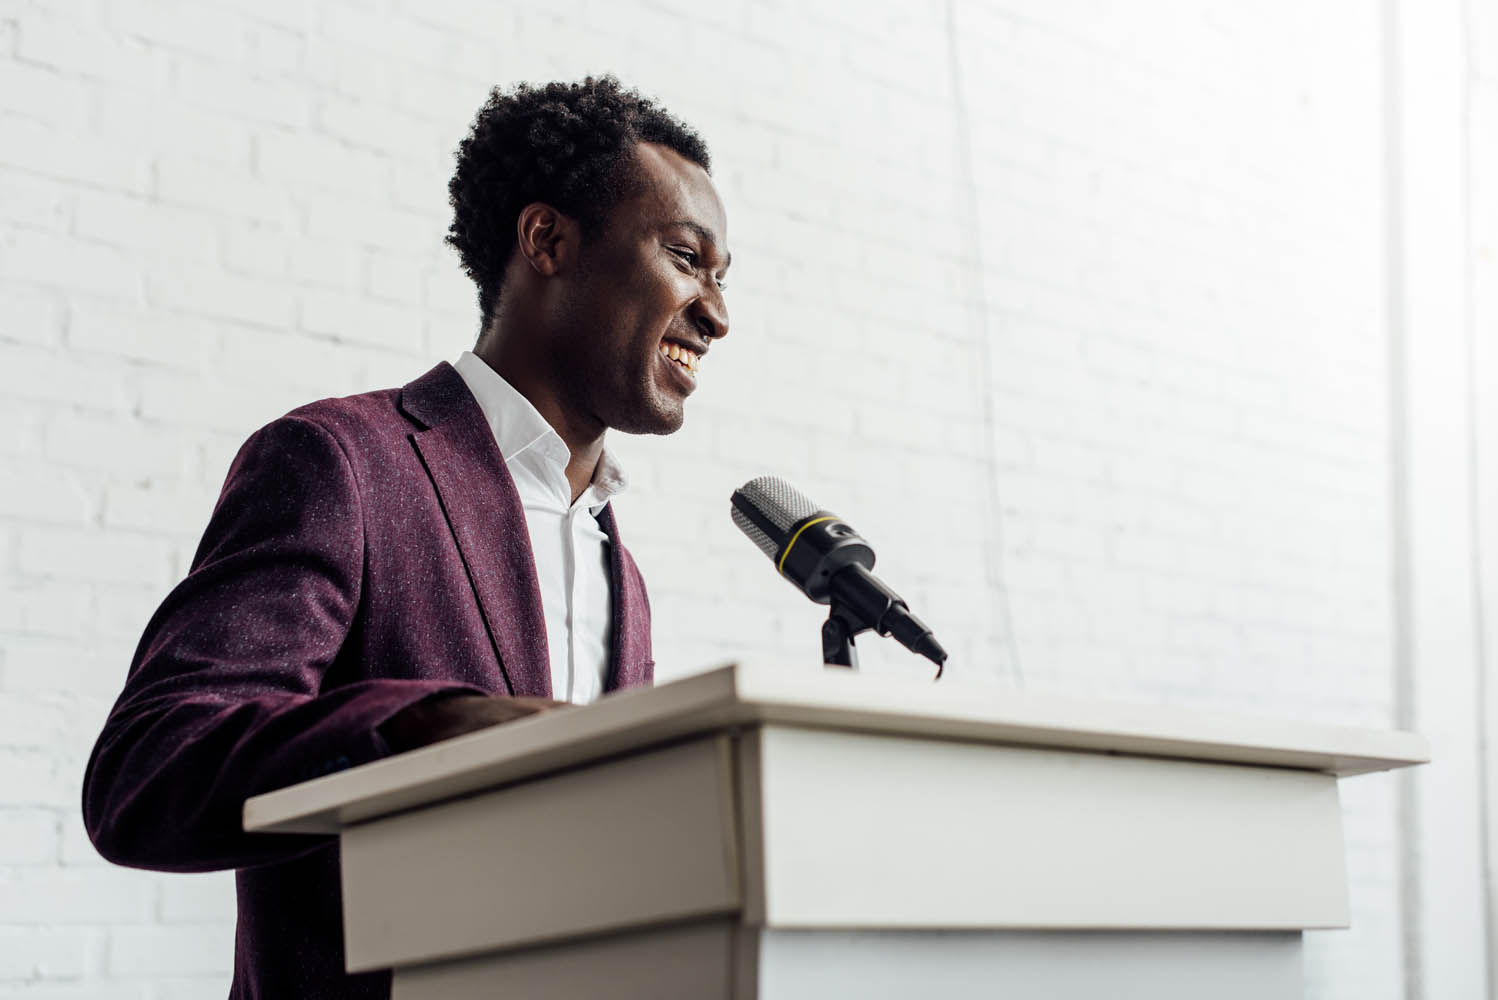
[778,516,837,575]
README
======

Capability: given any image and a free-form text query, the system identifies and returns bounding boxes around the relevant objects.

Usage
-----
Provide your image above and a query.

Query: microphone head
[730,475,820,559]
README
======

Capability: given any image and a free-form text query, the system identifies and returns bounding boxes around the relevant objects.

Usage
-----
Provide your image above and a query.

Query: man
[82,77,730,998]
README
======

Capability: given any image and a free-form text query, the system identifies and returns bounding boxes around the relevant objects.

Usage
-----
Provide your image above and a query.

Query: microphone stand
[820,599,873,669]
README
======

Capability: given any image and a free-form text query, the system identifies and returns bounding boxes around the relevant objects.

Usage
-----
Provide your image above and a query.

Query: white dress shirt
[452,351,627,704]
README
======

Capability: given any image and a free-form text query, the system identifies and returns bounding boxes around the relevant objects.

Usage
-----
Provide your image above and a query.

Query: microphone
[730,475,948,669]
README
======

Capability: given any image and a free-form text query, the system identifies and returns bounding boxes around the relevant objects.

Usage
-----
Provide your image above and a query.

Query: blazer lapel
[400,364,551,698]
[597,503,653,691]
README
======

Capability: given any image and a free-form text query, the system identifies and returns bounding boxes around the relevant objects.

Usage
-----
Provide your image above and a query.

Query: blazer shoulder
[273,363,468,447]
[282,385,405,436]
[265,385,413,469]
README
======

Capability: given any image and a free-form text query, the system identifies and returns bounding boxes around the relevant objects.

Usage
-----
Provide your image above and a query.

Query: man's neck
[473,341,604,505]
[560,444,603,506]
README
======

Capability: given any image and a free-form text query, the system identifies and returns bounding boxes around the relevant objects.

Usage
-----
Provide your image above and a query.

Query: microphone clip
[820,598,872,669]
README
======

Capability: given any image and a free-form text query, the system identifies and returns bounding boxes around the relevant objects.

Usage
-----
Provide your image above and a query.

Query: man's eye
[671,246,698,268]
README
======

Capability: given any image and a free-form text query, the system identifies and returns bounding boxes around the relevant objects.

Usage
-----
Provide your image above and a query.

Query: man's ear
[515,202,578,277]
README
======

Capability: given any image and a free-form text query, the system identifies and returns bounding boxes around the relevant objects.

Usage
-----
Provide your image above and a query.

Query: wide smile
[657,341,700,392]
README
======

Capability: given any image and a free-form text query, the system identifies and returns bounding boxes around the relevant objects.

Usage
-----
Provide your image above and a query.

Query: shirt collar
[452,351,628,510]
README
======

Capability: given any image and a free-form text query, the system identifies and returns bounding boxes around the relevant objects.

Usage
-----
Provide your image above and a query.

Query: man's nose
[694,285,728,342]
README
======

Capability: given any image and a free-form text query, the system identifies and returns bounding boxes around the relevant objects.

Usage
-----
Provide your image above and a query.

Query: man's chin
[607,399,686,436]
[623,412,686,436]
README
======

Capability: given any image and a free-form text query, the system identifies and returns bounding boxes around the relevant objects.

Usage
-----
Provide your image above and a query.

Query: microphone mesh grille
[731,474,822,560]
[729,505,778,559]
[737,475,819,531]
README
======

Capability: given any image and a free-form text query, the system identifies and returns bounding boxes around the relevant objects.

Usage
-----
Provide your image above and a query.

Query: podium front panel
[392,921,1301,1000]
[341,735,741,972]
[746,725,1349,929]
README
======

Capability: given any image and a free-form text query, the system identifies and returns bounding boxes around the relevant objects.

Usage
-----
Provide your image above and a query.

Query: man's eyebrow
[669,220,732,269]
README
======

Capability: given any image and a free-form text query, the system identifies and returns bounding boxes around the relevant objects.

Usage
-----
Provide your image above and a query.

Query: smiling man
[82,77,728,998]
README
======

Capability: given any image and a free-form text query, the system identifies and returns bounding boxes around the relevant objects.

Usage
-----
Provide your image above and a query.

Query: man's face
[548,142,730,436]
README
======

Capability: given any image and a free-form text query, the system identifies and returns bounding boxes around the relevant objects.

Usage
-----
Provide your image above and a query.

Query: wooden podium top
[244,662,1428,836]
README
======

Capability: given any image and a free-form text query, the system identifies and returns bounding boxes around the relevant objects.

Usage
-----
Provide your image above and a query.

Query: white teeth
[660,343,700,375]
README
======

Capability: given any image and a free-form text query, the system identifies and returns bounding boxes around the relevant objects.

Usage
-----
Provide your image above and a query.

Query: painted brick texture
[0,0,1441,995]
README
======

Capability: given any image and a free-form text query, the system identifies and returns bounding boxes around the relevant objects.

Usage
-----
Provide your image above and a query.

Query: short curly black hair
[446,76,711,325]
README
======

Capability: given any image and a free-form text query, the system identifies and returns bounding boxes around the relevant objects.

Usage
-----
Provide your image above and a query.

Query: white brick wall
[0,0,1488,994]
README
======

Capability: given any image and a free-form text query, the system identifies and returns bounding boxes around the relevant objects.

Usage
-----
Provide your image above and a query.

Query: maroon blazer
[82,362,654,998]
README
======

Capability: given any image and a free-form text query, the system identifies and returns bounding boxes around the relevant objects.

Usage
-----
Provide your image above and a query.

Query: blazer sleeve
[83,415,483,873]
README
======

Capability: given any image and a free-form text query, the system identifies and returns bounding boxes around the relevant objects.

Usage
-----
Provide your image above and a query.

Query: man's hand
[379,694,570,754]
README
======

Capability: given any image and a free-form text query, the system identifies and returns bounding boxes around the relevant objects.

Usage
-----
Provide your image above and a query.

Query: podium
[244,663,1427,999]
